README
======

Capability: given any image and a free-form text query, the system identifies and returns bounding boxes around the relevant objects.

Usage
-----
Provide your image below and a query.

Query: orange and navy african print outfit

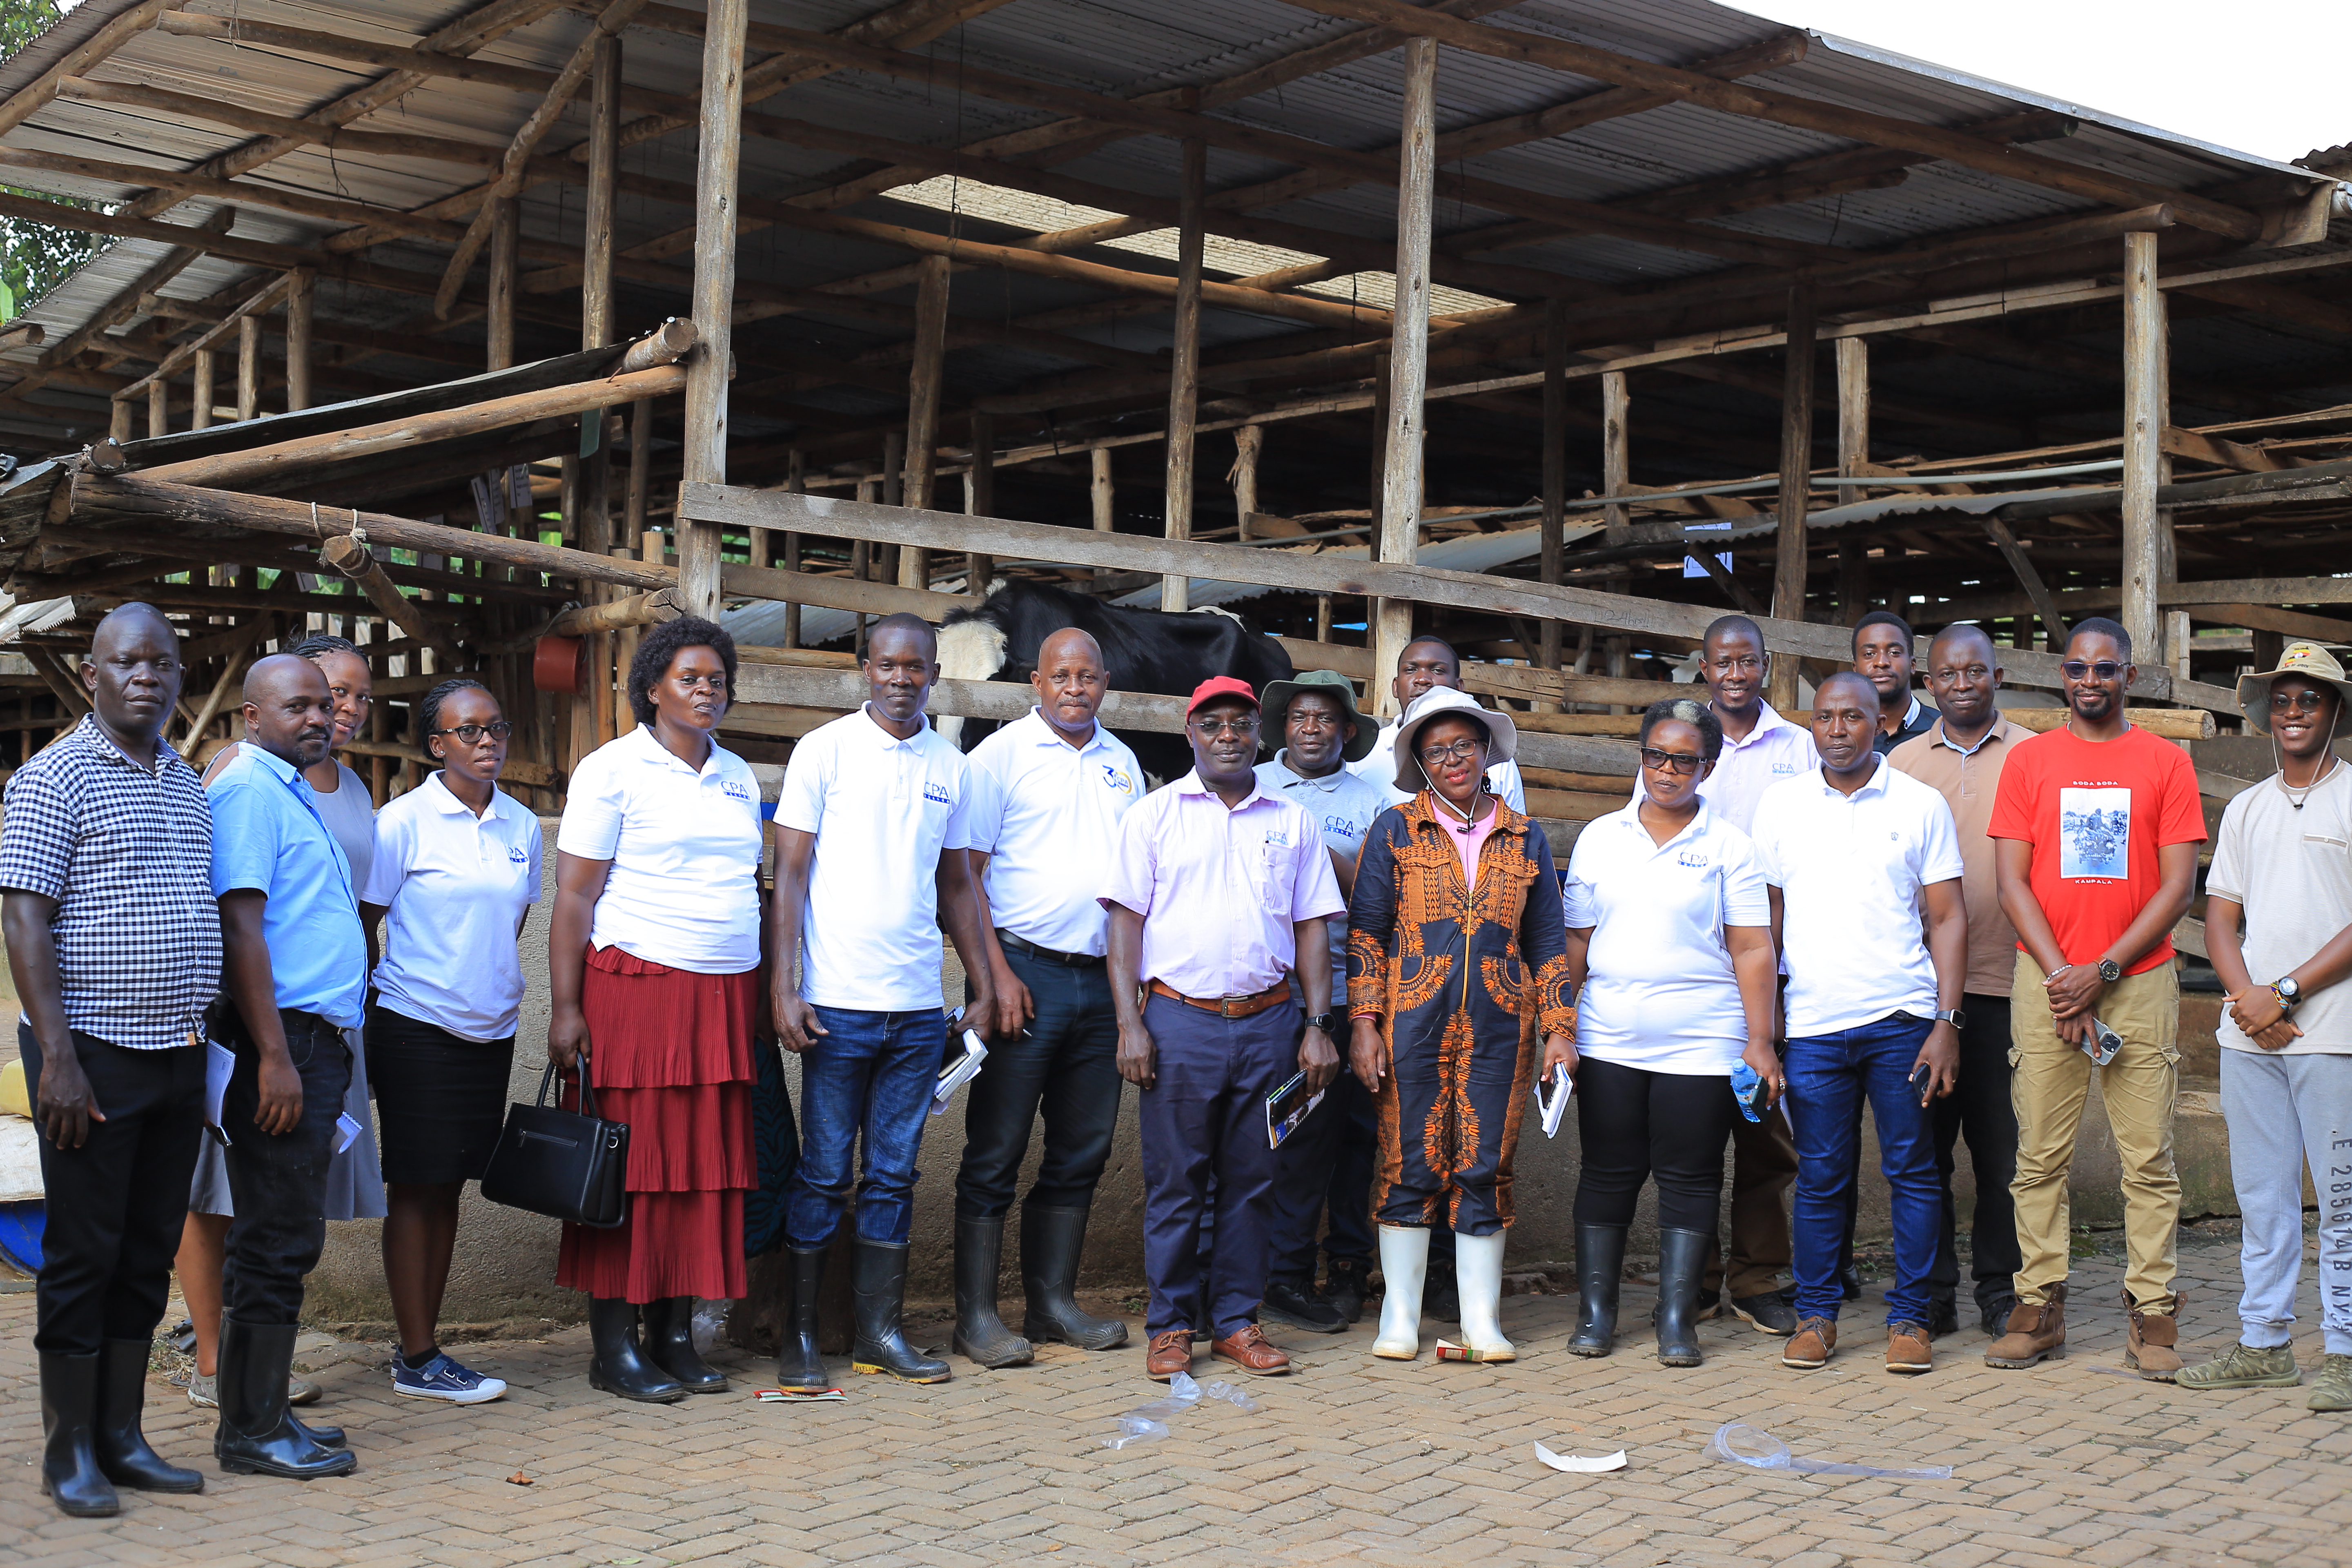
[1346,793,1575,1237]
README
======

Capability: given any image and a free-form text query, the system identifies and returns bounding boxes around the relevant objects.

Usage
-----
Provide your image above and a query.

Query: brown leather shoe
[2125,1289,2184,1381]
[1782,1316,1837,1369]
[1985,1282,2067,1368]
[1209,1323,1291,1376]
[1145,1329,1194,1382]
[1886,1321,1933,1374]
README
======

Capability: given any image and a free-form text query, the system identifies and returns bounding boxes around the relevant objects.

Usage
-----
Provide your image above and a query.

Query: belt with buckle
[997,930,1105,968]
[1147,978,1291,1020]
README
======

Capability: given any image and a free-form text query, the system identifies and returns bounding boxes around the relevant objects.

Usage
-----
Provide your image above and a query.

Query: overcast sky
[1731,0,2347,164]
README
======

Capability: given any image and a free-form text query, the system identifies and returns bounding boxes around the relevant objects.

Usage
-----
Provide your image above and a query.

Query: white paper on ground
[204,1040,234,1139]
[333,1112,362,1154]
[1534,1441,1626,1473]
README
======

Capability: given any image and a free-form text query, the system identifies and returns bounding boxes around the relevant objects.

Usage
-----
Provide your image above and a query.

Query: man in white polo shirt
[770,614,999,1389]
[950,628,1143,1370]
[1751,672,1967,1377]
[1347,636,1526,812]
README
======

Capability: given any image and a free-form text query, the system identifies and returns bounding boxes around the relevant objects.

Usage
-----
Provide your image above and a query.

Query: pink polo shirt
[1100,770,1345,1000]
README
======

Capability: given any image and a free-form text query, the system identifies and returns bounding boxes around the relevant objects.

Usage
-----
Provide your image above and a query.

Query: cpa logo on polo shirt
[721,779,753,805]
[1676,848,1708,869]
[1100,764,1136,795]
[507,845,529,865]
[1771,762,1798,775]
[923,782,952,806]
[1262,829,1291,848]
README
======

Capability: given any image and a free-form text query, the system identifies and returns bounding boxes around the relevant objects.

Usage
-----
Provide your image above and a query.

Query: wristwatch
[1932,1009,1968,1029]
[2273,977,2303,1013]
[2096,957,2123,984]
[1304,1012,1338,1033]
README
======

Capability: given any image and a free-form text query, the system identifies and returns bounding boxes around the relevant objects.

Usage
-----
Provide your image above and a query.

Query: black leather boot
[640,1298,729,1393]
[1019,1204,1127,1351]
[851,1239,951,1384]
[94,1338,201,1494]
[775,1247,832,1393]
[1654,1227,1710,1368]
[40,1352,118,1517]
[586,1298,686,1404]
[952,1215,1034,1369]
[214,1320,356,1479]
[1320,1257,1369,1325]
[1568,1224,1627,1358]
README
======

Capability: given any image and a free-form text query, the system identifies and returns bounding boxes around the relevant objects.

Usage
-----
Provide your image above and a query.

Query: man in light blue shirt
[204,654,365,1481]
[1254,671,1390,1332]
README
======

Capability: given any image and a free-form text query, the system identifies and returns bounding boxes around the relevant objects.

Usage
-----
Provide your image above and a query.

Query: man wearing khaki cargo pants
[1986,618,2205,1376]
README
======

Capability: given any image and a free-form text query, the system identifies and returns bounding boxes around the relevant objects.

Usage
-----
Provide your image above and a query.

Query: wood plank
[677,0,748,618]
[2200,603,2352,644]
[1771,280,1817,702]
[2158,425,2298,474]
[1162,135,1206,612]
[0,0,185,138]
[2121,228,2167,663]
[1978,512,2070,650]
[1373,35,1440,706]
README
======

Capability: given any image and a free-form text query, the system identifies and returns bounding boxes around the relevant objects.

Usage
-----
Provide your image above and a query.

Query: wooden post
[612,545,640,735]
[2167,610,2193,683]
[1769,282,1818,710]
[880,430,904,587]
[1091,444,1114,588]
[1838,537,1871,621]
[1232,424,1262,542]
[783,447,804,649]
[109,397,131,443]
[1369,352,1390,526]
[2122,227,2167,668]
[1600,367,1631,702]
[1835,336,1869,505]
[575,28,621,764]
[235,315,260,421]
[487,199,517,372]
[674,0,748,620]
[1371,36,1437,713]
[626,399,653,543]
[191,347,214,431]
[1162,133,1206,614]
[147,376,167,439]
[964,410,994,595]
[1537,303,1566,690]
[284,268,314,412]
[900,253,950,590]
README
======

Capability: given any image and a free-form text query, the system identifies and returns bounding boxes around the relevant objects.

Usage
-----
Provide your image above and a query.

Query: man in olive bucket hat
[1253,671,1390,1331]
[2178,642,2352,1411]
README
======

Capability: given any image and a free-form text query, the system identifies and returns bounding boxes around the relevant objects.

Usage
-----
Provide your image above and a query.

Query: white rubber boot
[1373,1225,1430,1361]
[1448,1229,1515,1362]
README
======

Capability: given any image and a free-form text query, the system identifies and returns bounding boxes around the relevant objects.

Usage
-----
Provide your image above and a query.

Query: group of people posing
[11,591,2350,1523]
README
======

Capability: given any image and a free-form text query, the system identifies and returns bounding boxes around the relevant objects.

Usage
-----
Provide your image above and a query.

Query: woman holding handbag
[358,679,539,1404]
[547,617,764,1403]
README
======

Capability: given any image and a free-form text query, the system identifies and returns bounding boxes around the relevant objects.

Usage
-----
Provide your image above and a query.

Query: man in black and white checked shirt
[2,604,220,1518]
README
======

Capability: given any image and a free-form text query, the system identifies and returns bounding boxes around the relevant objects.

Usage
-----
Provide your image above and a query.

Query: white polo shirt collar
[965,708,1142,958]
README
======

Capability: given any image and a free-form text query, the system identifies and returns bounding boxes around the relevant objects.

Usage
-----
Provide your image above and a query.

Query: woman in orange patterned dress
[1346,688,1576,1366]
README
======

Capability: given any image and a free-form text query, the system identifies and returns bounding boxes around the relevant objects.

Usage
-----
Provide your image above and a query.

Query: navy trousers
[1139,992,1295,1340]
[1268,1067,1376,1278]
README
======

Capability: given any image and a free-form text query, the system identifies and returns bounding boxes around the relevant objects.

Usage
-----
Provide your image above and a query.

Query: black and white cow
[937,580,1293,782]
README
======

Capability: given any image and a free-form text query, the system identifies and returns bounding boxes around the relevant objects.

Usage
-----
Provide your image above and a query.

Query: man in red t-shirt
[1985,618,2205,1376]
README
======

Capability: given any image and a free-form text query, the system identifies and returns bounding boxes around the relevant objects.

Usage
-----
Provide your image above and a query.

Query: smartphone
[2080,1016,2123,1066]
[1908,1062,1933,1107]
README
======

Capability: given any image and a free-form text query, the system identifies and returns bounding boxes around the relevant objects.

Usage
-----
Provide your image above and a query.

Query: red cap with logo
[1185,676,1258,716]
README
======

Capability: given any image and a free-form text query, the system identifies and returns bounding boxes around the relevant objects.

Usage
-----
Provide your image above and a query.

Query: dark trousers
[1786,1013,1940,1325]
[1572,1055,1737,1234]
[1139,992,1294,1340]
[22,1026,204,1357]
[219,1008,352,1325]
[1269,1065,1376,1278]
[1930,996,2021,1314]
[954,942,1122,1219]
[1718,1101,1797,1298]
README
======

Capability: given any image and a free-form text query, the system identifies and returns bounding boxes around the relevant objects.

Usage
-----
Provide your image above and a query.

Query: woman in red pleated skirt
[546,617,768,1402]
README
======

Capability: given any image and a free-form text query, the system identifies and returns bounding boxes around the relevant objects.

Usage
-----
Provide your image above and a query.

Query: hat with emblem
[2236,641,2352,734]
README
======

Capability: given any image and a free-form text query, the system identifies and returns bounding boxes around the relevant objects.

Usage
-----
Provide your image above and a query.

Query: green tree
[0,0,104,318]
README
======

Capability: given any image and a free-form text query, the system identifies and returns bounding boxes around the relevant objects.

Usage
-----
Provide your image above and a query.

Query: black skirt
[366,1002,517,1186]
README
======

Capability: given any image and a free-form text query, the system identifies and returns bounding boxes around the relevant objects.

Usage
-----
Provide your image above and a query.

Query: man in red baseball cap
[1100,677,1345,1381]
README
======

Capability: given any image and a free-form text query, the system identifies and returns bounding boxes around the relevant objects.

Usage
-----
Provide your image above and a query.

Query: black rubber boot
[1568,1224,1627,1358]
[641,1298,729,1393]
[775,1247,831,1393]
[1020,1204,1127,1351]
[94,1338,201,1494]
[214,1320,357,1479]
[1320,1257,1370,1325]
[952,1215,1034,1369]
[586,1298,686,1404]
[40,1352,118,1517]
[1654,1228,1710,1368]
[1425,1263,1461,1324]
[292,1413,346,1450]
[851,1239,951,1384]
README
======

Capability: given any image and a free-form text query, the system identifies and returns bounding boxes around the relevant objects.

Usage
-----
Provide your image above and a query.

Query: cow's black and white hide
[937,580,1293,782]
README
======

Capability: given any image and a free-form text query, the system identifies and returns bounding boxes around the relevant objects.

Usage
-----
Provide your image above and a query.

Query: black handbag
[480,1053,629,1228]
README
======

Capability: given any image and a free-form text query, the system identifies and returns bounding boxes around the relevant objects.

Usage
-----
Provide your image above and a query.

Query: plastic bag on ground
[1707,1422,1952,1480]
[690,1299,730,1355]
[1100,1415,1169,1450]
[1199,1379,1260,1413]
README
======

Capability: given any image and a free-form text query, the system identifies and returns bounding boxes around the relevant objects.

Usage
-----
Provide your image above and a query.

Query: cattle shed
[0,0,2345,835]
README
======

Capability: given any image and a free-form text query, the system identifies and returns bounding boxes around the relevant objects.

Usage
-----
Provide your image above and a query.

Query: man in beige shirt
[1891,622,2028,1340]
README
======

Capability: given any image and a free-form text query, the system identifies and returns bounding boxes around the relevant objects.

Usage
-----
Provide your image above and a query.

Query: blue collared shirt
[207,744,367,1028]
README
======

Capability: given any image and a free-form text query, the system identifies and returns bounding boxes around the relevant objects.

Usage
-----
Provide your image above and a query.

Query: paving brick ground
[3,1225,2345,1567]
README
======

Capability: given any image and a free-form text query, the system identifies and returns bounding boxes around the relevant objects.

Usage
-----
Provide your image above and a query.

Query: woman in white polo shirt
[548,617,764,1404]
[359,679,540,1406]
[1561,697,1780,1367]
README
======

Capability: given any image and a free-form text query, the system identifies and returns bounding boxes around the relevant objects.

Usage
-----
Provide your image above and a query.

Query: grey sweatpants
[2220,1048,2352,1355]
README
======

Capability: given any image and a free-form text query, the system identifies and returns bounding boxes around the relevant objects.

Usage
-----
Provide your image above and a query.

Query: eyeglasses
[1930,665,1992,684]
[1193,717,1260,738]
[2272,689,2336,713]
[1640,747,1705,775]
[2060,660,2125,683]
[1418,739,1487,765]
[432,721,513,745]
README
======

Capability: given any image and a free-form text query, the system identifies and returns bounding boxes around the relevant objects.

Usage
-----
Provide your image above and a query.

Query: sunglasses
[2272,689,2337,714]
[1640,746,1705,775]
[2060,660,2126,683]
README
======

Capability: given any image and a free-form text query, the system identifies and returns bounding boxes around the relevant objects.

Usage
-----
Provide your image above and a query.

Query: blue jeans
[784,1007,944,1248]
[954,942,1122,1218]
[1786,1013,1940,1326]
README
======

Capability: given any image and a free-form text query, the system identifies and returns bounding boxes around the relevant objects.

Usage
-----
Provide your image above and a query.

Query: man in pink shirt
[1103,678,1345,1382]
